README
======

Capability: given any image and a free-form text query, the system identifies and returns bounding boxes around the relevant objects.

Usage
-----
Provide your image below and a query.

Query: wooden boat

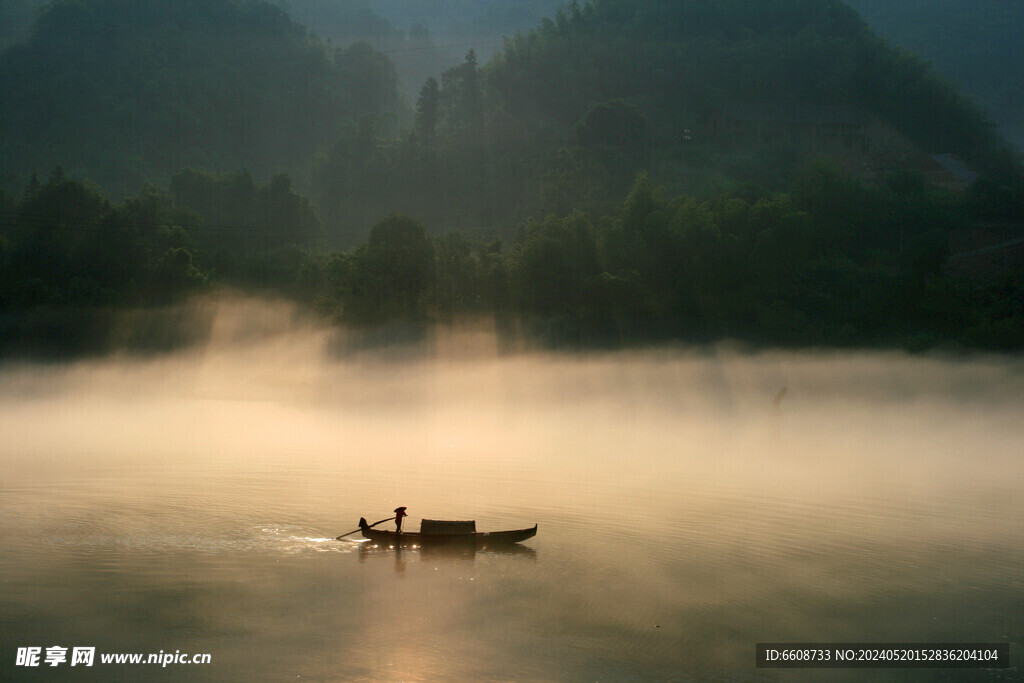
[357,517,537,546]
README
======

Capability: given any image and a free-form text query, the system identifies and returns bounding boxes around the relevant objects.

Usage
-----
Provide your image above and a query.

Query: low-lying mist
[4,295,1022,514]
[3,295,1023,681]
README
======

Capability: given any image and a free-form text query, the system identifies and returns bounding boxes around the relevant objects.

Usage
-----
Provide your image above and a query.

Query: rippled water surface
[2,311,1022,680]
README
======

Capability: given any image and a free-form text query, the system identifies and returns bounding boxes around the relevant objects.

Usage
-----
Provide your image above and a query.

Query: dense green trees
[299,0,1020,243]
[415,77,441,146]
[0,166,327,312]
[1,162,1022,354]
[330,214,434,323]
[484,0,1015,179]
[169,168,322,254]
[0,0,402,194]
[2,0,1023,357]
[2,169,195,309]
[5,0,1019,237]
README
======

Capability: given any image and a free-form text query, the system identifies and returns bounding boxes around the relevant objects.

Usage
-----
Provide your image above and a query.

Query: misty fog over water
[1,298,1022,679]
[3,0,1023,678]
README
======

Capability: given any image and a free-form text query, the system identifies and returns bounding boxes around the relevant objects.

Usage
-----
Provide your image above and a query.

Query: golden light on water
[2,296,1023,678]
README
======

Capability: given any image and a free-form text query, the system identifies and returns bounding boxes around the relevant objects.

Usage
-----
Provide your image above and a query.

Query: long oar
[336,516,395,540]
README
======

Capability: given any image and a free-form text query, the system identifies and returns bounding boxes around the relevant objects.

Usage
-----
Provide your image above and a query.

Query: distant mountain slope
[3,0,1019,238]
[843,0,1024,150]
[370,0,563,41]
[0,0,47,50]
[282,0,563,98]
[306,0,1021,240]
[281,0,455,98]
[284,0,402,46]
[0,0,401,195]
[485,0,1016,178]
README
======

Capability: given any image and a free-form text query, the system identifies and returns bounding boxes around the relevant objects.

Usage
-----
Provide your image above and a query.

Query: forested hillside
[844,0,1024,150]
[309,0,1019,237]
[4,0,1017,227]
[1,0,1022,356]
[278,0,430,98]
[369,0,563,44]
[0,0,401,195]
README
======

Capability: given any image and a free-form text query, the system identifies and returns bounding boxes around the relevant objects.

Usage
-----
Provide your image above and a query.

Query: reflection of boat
[357,517,537,546]
[357,540,537,562]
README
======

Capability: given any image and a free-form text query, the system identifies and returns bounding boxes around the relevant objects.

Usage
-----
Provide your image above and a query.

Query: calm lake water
[2,308,1022,681]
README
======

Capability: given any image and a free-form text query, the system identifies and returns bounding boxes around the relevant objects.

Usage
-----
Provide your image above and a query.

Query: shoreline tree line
[1,0,1022,356]
[1,162,1021,356]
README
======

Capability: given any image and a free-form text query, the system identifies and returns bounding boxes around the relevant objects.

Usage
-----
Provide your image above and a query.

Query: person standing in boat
[394,506,408,533]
